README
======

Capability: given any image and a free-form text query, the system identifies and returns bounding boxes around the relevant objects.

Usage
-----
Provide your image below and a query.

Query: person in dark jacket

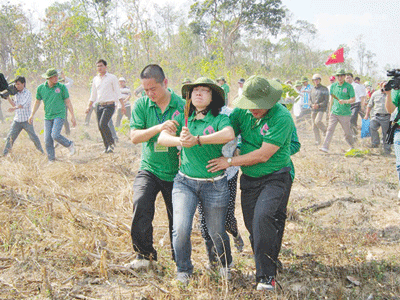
[310,74,329,145]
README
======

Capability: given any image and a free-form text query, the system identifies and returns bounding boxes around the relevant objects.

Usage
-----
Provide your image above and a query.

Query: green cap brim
[233,79,282,109]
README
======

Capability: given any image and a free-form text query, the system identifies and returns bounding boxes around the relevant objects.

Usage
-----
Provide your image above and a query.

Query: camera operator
[384,81,400,198]
[2,76,44,156]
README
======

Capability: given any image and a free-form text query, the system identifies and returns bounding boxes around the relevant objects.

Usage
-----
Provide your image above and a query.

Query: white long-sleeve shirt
[89,72,122,104]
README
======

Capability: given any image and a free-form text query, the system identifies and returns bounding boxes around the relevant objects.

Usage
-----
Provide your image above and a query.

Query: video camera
[0,73,17,99]
[384,69,400,91]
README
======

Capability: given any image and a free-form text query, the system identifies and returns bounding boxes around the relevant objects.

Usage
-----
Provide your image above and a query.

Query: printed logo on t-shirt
[343,88,347,93]
[203,126,215,135]
[260,123,269,136]
[172,110,180,119]
[55,88,61,93]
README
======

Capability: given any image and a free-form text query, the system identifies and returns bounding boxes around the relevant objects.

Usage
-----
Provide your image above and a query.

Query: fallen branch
[299,197,362,213]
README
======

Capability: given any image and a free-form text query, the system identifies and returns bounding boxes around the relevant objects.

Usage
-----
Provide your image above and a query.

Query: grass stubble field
[0,90,399,299]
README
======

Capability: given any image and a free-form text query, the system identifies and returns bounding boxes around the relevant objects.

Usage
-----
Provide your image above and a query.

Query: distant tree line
[0,0,379,90]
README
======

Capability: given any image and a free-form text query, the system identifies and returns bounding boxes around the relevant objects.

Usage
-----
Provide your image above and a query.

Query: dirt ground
[0,88,399,299]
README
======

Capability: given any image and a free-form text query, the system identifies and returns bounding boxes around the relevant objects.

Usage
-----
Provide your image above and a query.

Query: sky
[10,0,400,77]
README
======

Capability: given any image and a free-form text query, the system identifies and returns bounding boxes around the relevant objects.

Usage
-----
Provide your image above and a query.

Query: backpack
[0,73,9,91]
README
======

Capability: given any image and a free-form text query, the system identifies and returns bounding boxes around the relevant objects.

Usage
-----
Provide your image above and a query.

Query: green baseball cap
[181,77,225,108]
[335,69,346,76]
[301,76,308,82]
[42,68,58,79]
[233,75,283,110]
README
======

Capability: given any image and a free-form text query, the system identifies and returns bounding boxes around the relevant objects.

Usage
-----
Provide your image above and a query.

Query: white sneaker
[346,147,354,152]
[124,258,151,270]
[319,147,329,153]
[176,272,190,285]
[256,277,276,291]
[68,142,75,156]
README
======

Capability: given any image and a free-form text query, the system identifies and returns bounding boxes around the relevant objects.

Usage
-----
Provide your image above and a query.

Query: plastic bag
[361,118,370,138]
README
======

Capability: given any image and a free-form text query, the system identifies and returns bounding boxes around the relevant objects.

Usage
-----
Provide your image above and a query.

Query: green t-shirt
[391,89,400,125]
[36,82,69,120]
[330,82,355,116]
[174,111,231,178]
[130,91,185,182]
[221,83,230,101]
[230,103,295,178]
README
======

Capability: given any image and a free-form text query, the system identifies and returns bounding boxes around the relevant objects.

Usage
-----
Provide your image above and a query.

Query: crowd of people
[290,70,393,156]
[1,61,399,292]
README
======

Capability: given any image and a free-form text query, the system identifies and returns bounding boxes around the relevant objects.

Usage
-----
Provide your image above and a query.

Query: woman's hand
[180,127,197,148]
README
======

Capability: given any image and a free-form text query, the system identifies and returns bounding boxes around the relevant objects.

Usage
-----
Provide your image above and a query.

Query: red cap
[329,76,336,81]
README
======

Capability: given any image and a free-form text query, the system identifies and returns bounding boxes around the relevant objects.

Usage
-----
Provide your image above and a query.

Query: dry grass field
[0,89,399,299]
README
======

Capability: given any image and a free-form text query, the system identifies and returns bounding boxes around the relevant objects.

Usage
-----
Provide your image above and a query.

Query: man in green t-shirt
[217,77,230,106]
[320,69,355,153]
[127,64,185,270]
[29,68,76,162]
[208,75,296,292]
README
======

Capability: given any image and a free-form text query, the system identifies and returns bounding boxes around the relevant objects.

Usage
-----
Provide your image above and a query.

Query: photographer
[3,76,44,156]
[384,81,400,197]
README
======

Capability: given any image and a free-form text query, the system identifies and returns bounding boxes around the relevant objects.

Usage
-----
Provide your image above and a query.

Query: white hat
[119,77,126,81]
[312,74,321,80]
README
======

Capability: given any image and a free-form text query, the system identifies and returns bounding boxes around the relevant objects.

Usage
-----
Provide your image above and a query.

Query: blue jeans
[172,173,232,274]
[44,118,72,161]
[3,121,44,155]
[394,129,400,183]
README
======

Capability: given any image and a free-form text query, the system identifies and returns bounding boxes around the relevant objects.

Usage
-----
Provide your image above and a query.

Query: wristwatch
[227,157,232,166]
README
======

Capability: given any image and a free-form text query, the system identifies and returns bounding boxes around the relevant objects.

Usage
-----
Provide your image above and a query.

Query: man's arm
[130,120,178,144]
[385,91,396,114]
[28,99,41,124]
[86,79,97,113]
[65,98,76,127]
[157,129,181,147]
[206,142,280,172]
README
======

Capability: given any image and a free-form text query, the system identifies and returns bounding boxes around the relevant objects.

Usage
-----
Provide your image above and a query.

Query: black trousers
[240,171,292,280]
[350,102,361,128]
[131,170,174,261]
[96,104,115,148]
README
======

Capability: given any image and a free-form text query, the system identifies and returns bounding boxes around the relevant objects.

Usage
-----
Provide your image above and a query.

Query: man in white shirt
[346,73,367,135]
[85,59,126,153]
[115,77,132,127]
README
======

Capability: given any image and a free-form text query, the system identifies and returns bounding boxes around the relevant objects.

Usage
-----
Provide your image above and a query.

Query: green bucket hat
[301,76,308,82]
[294,80,302,87]
[182,78,192,84]
[335,69,346,76]
[181,77,225,108]
[42,68,58,79]
[233,75,283,110]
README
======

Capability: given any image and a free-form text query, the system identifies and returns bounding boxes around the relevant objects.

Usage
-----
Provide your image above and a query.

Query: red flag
[325,48,344,65]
